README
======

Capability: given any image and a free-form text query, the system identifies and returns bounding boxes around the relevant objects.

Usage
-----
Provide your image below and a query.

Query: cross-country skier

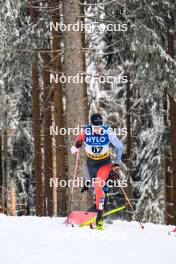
[71,113,123,230]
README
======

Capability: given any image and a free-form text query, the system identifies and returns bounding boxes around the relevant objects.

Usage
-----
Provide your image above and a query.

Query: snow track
[0,214,175,264]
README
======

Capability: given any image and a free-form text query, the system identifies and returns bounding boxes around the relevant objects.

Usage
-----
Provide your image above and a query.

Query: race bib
[84,125,110,160]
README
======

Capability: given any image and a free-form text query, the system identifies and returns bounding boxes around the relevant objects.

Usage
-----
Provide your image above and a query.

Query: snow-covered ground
[0,214,175,264]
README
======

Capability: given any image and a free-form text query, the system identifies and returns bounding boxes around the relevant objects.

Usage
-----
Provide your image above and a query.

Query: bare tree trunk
[80,0,89,123]
[42,51,54,216]
[10,183,16,216]
[30,2,44,216]
[63,0,87,211]
[80,0,92,209]
[3,124,9,214]
[169,95,176,224]
[165,31,176,225]
[163,90,172,225]
[51,0,67,216]
[0,135,3,206]
[168,31,176,225]
[126,71,132,219]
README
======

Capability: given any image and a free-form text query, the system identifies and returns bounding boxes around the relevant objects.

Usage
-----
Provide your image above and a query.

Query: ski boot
[95,210,104,230]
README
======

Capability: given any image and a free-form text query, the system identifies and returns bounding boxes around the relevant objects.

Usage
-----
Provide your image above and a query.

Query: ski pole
[66,150,80,225]
[117,179,144,229]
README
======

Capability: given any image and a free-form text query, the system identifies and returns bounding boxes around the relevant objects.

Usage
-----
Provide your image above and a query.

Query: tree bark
[63,0,87,211]
[3,128,8,214]
[42,51,54,216]
[0,134,3,211]
[51,0,67,216]
[80,0,89,123]
[126,71,132,219]
[10,183,16,216]
[30,2,44,216]
[164,31,176,225]
[168,31,176,225]
[80,0,92,209]
[0,135,3,199]
[163,90,172,225]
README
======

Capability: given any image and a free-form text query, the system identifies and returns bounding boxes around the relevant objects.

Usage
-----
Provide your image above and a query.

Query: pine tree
[63,0,87,211]
[125,71,132,219]
[0,134,3,209]
[167,31,176,225]
[50,0,67,216]
[30,1,44,216]
[42,51,54,216]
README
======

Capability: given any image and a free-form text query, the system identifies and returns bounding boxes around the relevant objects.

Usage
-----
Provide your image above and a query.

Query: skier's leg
[94,163,111,229]
[94,163,111,209]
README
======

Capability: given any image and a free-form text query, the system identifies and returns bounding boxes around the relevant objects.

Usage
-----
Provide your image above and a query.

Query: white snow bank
[0,214,175,264]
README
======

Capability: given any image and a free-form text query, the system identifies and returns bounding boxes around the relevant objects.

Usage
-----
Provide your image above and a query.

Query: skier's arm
[108,129,123,164]
[71,128,85,154]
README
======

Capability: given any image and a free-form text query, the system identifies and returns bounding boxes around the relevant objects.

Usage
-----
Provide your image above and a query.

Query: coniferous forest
[0,1,176,263]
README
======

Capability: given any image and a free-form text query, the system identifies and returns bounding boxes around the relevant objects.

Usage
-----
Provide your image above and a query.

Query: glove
[75,140,83,148]
[71,146,79,154]
[109,164,120,180]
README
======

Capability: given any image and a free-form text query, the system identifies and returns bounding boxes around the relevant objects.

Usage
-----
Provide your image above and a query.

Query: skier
[71,113,123,230]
